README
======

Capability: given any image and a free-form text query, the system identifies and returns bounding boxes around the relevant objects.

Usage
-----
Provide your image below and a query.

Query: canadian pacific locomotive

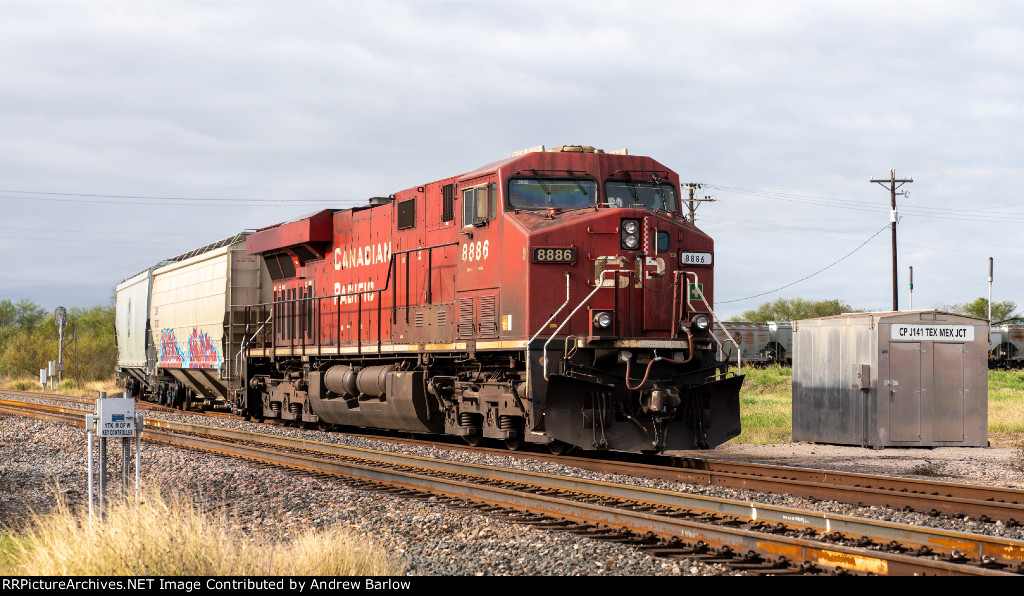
[116,145,744,453]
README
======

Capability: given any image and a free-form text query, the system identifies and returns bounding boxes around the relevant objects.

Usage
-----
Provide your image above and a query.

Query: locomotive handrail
[524,273,571,396]
[528,272,571,346]
[237,312,273,364]
[244,241,458,356]
[390,241,459,324]
[542,269,622,380]
[683,271,741,374]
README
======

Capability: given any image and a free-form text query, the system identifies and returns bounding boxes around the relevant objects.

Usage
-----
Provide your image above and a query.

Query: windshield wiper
[651,173,669,211]
[529,170,552,202]
[565,170,588,197]
[620,172,641,206]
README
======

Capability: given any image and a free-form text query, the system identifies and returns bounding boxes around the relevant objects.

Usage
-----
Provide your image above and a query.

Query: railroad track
[2,394,1023,575]
[5,390,1024,525]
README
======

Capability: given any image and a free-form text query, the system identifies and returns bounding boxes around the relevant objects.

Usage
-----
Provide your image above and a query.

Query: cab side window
[462,182,498,227]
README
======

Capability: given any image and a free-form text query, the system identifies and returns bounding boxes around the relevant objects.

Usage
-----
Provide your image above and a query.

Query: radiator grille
[441,184,454,222]
[458,297,474,338]
[479,294,497,337]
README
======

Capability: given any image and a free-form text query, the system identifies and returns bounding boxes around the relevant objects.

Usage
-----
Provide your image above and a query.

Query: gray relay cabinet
[792,310,988,448]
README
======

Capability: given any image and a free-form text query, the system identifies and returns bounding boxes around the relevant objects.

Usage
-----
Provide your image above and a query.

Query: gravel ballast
[2,406,1023,576]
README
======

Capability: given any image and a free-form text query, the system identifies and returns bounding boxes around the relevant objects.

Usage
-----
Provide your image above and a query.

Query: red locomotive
[238,145,743,453]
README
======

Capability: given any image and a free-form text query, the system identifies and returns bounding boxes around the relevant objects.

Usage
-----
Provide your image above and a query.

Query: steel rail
[656,453,1024,503]
[139,418,1024,568]
[14,388,1020,520]
[5,391,1024,525]
[3,398,1022,575]
[136,425,1017,576]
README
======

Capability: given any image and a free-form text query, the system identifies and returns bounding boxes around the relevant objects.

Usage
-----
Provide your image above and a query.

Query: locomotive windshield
[605,180,679,212]
[508,178,596,210]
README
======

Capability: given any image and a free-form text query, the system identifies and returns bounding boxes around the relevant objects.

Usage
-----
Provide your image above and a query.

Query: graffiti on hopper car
[158,328,222,369]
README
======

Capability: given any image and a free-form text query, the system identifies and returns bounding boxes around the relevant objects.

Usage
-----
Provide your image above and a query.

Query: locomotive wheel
[464,431,484,447]
[548,440,572,455]
[504,435,523,451]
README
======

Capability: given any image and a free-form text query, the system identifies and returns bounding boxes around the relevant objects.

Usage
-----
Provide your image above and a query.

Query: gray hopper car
[714,321,793,366]
[115,232,265,410]
[989,324,1024,369]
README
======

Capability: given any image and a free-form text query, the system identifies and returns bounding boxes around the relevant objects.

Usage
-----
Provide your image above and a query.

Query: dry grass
[1,486,403,576]
[0,376,120,397]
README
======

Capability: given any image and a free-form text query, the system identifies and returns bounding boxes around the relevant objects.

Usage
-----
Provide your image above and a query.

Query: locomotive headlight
[593,311,613,329]
[691,313,711,331]
[621,219,641,250]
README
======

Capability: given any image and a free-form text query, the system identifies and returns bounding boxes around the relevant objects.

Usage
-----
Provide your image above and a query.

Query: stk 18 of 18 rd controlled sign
[97,398,136,437]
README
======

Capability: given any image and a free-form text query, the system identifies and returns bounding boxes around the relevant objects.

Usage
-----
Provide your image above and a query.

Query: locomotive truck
[117,144,744,453]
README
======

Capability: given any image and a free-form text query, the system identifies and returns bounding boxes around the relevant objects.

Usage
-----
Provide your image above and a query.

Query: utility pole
[682,183,714,224]
[870,170,913,311]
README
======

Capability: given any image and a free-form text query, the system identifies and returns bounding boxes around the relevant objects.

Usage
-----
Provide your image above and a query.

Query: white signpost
[85,392,143,520]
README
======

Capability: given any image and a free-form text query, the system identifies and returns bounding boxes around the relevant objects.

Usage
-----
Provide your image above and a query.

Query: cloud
[0,0,1021,319]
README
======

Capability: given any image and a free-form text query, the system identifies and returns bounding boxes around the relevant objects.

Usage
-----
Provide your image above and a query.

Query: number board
[680,251,713,266]
[532,247,576,263]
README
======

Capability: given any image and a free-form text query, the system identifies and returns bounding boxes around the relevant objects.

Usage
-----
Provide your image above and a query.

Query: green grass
[729,366,1024,446]
[733,365,794,444]
[987,369,1024,444]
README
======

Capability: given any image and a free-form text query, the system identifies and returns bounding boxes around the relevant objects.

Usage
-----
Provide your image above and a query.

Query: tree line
[0,298,116,382]
[730,297,1020,322]
[0,294,1018,381]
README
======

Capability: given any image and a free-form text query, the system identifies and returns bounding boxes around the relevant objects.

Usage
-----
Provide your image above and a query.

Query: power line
[0,225,208,237]
[0,234,183,245]
[718,224,889,305]
[897,147,1024,169]
[0,188,340,203]
[912,168,1024,177]
[704,183,1024,221]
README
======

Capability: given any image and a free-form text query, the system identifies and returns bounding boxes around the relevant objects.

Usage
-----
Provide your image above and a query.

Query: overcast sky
[2,0,1022,321]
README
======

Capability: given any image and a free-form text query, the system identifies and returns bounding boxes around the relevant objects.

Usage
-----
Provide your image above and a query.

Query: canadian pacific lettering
[335,242,391,270]
[334,281,376,303]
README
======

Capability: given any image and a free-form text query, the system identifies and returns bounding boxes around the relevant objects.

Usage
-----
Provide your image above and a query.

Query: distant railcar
[989,324,1024,369]
[715,321,793,365]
